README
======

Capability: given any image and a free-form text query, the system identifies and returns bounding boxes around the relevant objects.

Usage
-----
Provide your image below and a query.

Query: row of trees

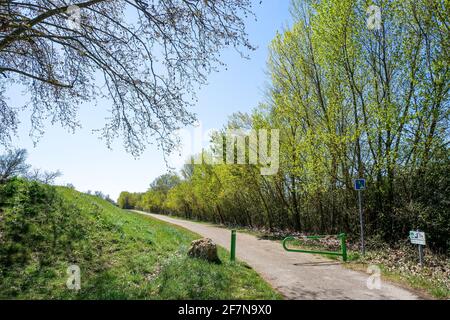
[119,0,449,253]
[118,173,181,213]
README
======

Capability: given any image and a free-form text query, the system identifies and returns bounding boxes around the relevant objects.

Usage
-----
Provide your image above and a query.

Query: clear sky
[4,0,292,200]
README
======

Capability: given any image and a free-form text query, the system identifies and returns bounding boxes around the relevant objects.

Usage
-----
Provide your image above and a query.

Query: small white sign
[409,231,426,245]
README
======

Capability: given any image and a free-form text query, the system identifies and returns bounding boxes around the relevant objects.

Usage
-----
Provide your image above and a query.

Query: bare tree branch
[0,0,255,155]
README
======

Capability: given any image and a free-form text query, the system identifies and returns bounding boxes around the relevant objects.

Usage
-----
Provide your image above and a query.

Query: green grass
[0,185,281,300]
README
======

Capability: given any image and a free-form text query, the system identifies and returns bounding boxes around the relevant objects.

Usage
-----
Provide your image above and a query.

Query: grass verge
[0,182,281,300]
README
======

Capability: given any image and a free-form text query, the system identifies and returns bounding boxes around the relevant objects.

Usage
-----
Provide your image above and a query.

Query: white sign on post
[409,231,426,245]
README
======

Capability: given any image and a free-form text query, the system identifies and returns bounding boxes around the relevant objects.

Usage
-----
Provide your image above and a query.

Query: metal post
[230,230,236,262]
[358,190,365,255]
[418,244,423,266]
[417,229,423,266]
[340,233,347,262]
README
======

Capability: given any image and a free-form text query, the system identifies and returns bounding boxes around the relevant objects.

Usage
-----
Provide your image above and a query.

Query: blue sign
[354,179,366,190]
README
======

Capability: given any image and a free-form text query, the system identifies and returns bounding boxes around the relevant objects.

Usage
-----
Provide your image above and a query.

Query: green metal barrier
[282,233,347,262]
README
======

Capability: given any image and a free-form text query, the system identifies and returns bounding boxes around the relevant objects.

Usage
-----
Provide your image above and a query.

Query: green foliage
[118,173,181,214]
[0,179,280,299]
[118,0,449,254]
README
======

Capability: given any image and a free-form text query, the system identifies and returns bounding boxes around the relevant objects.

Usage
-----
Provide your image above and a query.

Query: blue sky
[5,0,292,200]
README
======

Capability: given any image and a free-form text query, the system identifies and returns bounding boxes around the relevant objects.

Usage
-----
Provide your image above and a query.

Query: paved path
[133,211,420,300]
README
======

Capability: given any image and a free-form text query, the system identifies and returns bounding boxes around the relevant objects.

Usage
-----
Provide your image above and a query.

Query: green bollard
[230,230,236,262]
[340,233,347,262]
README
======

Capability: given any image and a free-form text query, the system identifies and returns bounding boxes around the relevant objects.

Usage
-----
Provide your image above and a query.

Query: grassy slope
[0,186,281,300]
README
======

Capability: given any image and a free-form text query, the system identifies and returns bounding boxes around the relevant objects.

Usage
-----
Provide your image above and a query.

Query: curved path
[133,211,420,300]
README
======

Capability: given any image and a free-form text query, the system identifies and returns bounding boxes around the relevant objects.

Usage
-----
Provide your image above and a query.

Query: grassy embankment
[0,180,281,299]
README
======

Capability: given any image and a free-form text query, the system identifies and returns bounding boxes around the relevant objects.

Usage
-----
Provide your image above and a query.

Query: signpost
[410,230,426,266]
[354,179,366,255]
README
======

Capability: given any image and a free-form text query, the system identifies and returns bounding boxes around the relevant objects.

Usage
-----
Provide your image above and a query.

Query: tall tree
[0,148,29,183]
